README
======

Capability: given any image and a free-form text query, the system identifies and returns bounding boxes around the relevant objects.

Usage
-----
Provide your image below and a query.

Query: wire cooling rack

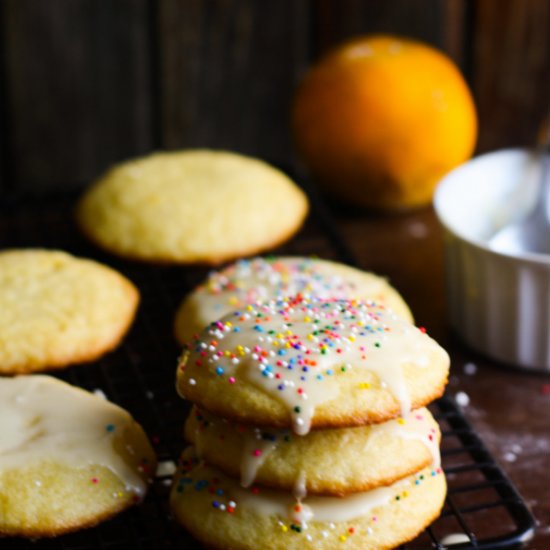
[0,189,536,550]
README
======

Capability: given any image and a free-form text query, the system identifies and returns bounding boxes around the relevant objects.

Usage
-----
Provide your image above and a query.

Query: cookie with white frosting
[76,150,309,264]
[185,406,440,496]
[170,447,446,550]
[177,298,449,434]
[174,256,413,345]
[0,375,156,537]
[0,249,139,374]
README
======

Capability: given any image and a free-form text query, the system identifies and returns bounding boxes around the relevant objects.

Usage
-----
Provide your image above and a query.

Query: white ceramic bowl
[434,148,550,371]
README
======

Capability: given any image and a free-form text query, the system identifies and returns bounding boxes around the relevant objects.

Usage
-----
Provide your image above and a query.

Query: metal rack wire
[0,190,536,549]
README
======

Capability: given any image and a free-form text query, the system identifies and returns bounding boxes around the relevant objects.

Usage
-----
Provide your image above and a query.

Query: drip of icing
[174,447,443,527]
[182,299,448,435]
[289,471,311,524]
[190,409,288,488]
[293,470,307,500]
[235,485,392,524]
[0,376,151,497]
[235,472,393,524]
[240,427,279,488]
[299,488,393,523]
[369,411,441,468]
[290,501,314,524]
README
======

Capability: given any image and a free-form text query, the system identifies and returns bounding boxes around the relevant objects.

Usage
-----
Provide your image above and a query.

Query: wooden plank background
[0,0,549,193]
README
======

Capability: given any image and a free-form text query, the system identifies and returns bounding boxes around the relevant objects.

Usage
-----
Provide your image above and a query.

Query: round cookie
[76,150,309,264]
[0,375,156,537]
[174,256,413,344]
[177,298,450,434]
[0,249,139,374]
[170,449,446,550]
[186,406,440,495]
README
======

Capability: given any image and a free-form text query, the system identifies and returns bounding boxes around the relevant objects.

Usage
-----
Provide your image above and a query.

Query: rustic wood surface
[2,0,154,191]
[471,0,550,152]
[1,0,550,191]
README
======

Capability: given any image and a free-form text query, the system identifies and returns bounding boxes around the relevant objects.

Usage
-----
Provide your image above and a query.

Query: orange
[291,35,477,210]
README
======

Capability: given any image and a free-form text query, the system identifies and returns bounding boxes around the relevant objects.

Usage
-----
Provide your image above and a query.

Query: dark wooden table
[333,203,549,549]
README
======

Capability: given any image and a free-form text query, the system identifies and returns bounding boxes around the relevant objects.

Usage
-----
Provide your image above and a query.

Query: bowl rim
[434,147,550,266]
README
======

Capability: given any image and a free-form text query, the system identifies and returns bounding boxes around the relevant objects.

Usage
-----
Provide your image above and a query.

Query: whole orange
[292,35,477,210]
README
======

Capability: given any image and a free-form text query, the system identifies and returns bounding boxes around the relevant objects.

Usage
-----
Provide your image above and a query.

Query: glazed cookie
[174,256,413,344]
[170,449,446,550]
[76,150,309,264]
[185,406,440,495]
[177,299,450,434]
[0,375,156,537]
[0,249,139,374]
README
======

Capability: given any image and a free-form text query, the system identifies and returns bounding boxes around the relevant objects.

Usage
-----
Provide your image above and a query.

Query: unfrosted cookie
[76,150,309,264]
[177,298,449,434]
[0,249,139,374]
[170,448,446,550]
[174,256,413,344]
[0,375,156,537]
[185,406,440,495]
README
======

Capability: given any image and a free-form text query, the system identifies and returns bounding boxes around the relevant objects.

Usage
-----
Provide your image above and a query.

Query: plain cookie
[0,249,139,374]
[76,150,309,264]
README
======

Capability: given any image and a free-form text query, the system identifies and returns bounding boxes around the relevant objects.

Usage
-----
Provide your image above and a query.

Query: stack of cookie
[170,287,450,549]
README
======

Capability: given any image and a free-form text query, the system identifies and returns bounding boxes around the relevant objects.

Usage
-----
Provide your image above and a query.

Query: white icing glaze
[240,427,279,488]
[189,408,290,488]
[237,483,393,524]
[290,500,314,524]
[370,411,441,468]
[174,449,422,525]
[287,488,392,523]
[293,470,307,500]
[0,375,153,497]
[0,406,32,454]
[188,257,399,334]
[180,299,448,434]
